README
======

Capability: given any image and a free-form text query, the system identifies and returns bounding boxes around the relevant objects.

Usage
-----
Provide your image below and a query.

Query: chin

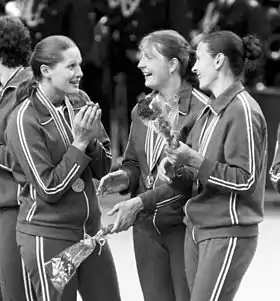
[68,86,80,94]
[199,81,208,91]
[144,79,157,90]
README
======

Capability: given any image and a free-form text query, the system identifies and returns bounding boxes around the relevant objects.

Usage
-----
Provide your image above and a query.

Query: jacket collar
[32,87,90,124]
[5,67,32,88]
[31,85,62,124]
[209,81,245,115]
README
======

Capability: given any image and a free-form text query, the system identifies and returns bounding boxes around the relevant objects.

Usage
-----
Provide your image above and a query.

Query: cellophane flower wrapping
[44,224,113,293]
[137,92,180,149]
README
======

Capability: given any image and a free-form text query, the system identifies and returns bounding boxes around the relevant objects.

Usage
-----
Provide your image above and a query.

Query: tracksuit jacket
[120,81,208,233]
[0,67,32,209]
[171,81,268,242]
[6,86,112,242]
[270,124,280,192]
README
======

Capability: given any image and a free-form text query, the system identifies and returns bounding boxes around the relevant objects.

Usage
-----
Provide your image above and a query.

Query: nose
[137,56,145,69]
[192,61,197,73]
[76,65,83,78]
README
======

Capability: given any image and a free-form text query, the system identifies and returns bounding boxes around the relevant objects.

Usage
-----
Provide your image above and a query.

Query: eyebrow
[67,60,82,65]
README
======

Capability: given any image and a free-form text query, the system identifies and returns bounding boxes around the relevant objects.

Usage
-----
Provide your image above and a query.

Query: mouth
[142,71,152,79]
[69,79,80,87]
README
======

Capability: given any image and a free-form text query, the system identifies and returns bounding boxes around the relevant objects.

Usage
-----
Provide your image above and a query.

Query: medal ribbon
[36,86,75,149]
[144,121,166,175]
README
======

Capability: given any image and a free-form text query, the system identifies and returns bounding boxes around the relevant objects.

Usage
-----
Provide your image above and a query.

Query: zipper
[184,197,192,220]
[82,191,90,237]
[26,184,37,222]
[192,227,198,244]
[152,209,161,235]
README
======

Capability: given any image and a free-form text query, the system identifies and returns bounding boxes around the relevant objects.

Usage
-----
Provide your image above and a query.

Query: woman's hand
[108,197,143,233]
[72,103,102,149]
[97,170,130,197]
[158,157,173,183]
[165,141,204,170]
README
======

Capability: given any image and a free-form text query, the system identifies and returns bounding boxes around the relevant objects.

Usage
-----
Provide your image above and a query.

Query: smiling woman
[5,35,121,301]
[97,29,209,301]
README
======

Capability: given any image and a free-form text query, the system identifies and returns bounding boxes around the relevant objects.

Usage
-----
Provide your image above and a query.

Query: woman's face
[192,41,218,91]
[137,43,172,91]
[47,46,83,95]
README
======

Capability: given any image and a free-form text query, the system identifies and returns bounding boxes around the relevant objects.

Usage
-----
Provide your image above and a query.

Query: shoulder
[7,98,35,135]
[190,88,209,114]
[226,90,266,126]
[191,88,209,107]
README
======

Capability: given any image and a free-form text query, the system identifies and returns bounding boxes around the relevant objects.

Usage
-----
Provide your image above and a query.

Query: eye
[68,63,76,70]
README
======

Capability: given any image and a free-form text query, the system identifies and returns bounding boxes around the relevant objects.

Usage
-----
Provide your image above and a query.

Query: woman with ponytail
[5,35,121,301]
[0,15,35,301]
[97,29,209,301]
[159,31,268,300]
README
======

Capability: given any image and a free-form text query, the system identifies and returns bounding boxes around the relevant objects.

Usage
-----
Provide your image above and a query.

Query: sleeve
[119,108,141,194]
[6,108,91,204]
[270,123,280,193]
[139,177,191,211]
[85,122,112,180]
[197,102,267,195]
[0,143,13,172]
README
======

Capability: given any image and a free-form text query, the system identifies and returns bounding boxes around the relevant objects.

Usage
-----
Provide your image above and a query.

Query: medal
[145,174,154,190]
[71,178,85,193]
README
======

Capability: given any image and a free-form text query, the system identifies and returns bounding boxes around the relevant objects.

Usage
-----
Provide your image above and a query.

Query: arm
[119,108,141,194]
[6,105,91,204]
[86,122,112,180]
[138,180,189,212]
[197,104,267,195]
[0,143,13,172]
[270,124,280,193]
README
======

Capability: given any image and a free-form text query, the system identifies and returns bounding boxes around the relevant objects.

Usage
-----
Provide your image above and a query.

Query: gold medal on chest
[145,174,154,190]
[71,178,85,193]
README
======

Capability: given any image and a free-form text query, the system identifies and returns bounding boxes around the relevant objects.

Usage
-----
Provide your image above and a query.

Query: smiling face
[137,43,172,91]
[46,46,83,95]
[192,41,218,91]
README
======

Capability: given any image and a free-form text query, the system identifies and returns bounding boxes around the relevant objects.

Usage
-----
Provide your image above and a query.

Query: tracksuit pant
[0,208,34,301]
[185,227,258,301]
[17,232,121,301]
[133,218,190,301]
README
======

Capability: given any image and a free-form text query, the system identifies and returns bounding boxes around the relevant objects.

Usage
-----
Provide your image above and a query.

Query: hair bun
[242,35,262,60]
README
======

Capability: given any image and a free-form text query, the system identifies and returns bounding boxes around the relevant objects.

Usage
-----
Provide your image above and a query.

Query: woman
[160,31,268,300]
[270,125,280,191]
[97,30,208,301]
[5,35,121,301]
[0,16,34,301]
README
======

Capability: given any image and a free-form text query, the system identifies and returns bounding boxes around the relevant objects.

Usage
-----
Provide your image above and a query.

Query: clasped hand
[73,103,101,144]
[165,141,194,167]
[158,141,202,182]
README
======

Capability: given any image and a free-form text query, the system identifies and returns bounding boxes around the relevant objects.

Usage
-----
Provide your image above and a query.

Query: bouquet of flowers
[44,224,113,293]
[137,92,179,149]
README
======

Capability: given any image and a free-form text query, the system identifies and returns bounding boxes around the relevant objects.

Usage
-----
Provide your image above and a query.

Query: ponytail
[14,77,38,109]
[183,49,198,88]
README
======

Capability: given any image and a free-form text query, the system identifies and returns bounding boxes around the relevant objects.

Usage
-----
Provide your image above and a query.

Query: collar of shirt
[209,81,245,115]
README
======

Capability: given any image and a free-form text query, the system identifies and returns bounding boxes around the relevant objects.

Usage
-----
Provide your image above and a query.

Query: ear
[214,53,225,70]
[169,57,179,74]
[40,64,52,79]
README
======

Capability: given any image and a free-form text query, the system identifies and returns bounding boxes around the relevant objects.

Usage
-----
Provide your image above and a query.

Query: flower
[137,92,179,149]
